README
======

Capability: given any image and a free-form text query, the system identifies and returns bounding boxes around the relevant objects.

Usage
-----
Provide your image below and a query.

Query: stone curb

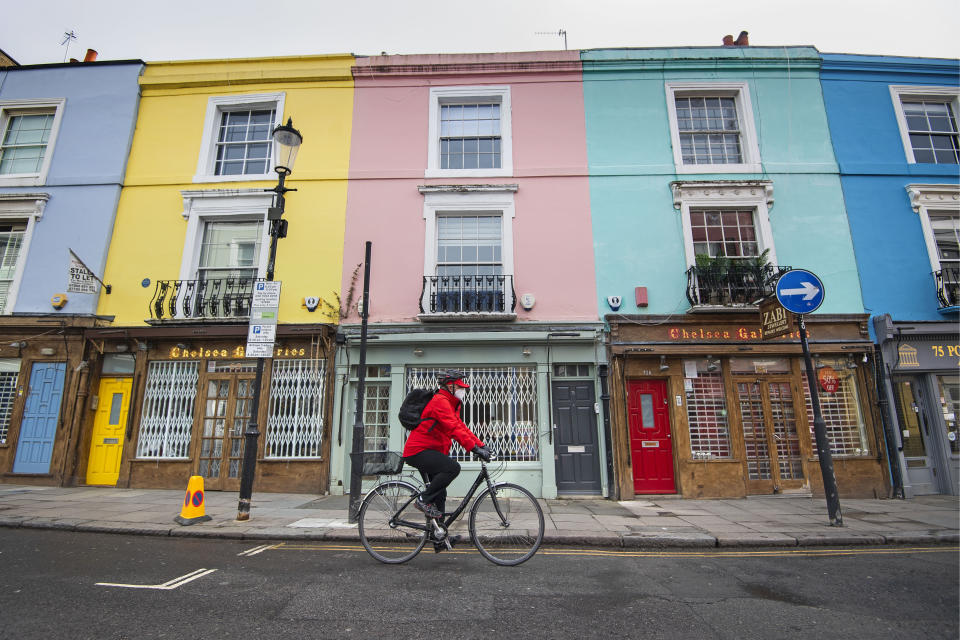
[2,518,958,549]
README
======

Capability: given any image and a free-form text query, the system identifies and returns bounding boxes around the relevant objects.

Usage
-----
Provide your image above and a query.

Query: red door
[628,380,676,494]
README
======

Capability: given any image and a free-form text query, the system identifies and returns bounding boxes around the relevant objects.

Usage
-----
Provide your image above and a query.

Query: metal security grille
[768,381,803,480]
[0,369,18,444]
[802,366,869,456]
[685,372,732,459]
[406,366,539,462]
[265,359,326,458]
[136,361,199,458]
[738,381,771,480]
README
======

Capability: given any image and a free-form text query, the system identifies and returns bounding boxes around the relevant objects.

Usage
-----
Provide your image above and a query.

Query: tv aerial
[535,29,568,50]
[60,30,78,62]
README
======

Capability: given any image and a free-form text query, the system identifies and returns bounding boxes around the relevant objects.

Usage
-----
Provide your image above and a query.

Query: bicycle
[356,451,545,566]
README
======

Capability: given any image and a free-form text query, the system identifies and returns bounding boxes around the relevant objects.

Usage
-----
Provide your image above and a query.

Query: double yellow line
[271,543,956,559]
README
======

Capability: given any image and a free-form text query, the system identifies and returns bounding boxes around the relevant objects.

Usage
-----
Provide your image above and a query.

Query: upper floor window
[194,93,285,183]
[891,86,960,165]
[0,100,65,187]
[665,83,761,174]
[0,223,26,313]
[691,209,759,260]
[907,184,960,309]
[197,220,263,282]
[427,87,512,178]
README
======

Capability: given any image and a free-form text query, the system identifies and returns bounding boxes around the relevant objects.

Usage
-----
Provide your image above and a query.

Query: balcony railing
[686,263,791,308]
[935,267,959,309]
[420,275,515,315]
[148,278,258,322]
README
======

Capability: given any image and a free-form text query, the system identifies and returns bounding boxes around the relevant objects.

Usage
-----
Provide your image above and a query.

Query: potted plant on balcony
[743,248,772,304]
[695,253,731,305]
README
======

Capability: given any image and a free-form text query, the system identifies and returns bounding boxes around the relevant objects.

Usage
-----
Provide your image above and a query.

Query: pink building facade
[330,52,608,499]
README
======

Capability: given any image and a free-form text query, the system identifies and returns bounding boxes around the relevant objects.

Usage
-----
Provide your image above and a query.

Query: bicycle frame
[389,460,503,534]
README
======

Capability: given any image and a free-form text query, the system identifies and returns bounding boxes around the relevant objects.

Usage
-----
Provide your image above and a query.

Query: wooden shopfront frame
[607,314,888,500]
[81,325,336,493]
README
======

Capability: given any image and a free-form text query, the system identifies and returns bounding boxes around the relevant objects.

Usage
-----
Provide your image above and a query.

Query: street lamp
[236,117,303,521]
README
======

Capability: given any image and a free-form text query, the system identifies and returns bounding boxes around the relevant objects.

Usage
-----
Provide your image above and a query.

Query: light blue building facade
[821,53,960,497]
[0,60,143,482]
[582,47,887,500]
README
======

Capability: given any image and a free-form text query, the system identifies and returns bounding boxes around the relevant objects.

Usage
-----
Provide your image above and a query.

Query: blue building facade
[0,60,143,483]
[821,54,960,497]
[582,47,887,500]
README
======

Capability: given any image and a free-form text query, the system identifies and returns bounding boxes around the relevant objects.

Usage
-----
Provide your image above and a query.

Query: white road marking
[237,544,277,557]
[96,568,218,590]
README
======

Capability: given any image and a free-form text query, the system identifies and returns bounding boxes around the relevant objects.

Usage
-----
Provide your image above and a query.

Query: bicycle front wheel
[358,481,428,564]
[469,482,544,566]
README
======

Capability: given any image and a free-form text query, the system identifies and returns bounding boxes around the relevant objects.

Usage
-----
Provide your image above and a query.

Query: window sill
[133,457,190,462]
[688,457,739,462]
[687,303,760,314]
[0,175,45,188]
[674,163,762,175]
[262,457,324,462]
[418,311,517,323]
[192,173,275,184]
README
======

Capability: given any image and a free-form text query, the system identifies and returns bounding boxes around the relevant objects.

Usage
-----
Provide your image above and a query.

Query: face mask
[454,388,467,401]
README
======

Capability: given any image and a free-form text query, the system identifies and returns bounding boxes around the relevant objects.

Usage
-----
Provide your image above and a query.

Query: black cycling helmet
[438,369,470,388]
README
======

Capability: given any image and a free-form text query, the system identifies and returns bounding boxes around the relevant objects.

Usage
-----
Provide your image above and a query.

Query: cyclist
[403,370,492,551]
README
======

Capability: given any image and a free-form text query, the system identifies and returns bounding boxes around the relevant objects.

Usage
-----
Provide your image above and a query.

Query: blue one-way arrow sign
[775,269,825,314]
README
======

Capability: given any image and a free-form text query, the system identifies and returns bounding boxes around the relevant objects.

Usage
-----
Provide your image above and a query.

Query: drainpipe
[598,363,616,500]
[873,345,905,498]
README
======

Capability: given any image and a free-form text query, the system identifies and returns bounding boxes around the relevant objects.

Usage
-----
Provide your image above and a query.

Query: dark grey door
[553,381,601,494]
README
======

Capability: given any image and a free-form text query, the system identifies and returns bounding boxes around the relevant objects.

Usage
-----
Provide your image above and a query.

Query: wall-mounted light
[522,346,532,357]
[39,347,56,356]
[9,341,25,357]
[115,343,130,353]
[137,340,150,351]
[862,353,869,363]
[176,342,192,351]
[413,347,424,357]
[706,356,719,373]
[659,355,669,372]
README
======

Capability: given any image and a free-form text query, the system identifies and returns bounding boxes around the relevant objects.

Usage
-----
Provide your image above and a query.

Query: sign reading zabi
[759,296,794,340]
[775,269,825,315]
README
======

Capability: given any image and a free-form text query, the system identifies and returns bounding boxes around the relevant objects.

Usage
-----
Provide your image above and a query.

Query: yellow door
[86,377,132,486]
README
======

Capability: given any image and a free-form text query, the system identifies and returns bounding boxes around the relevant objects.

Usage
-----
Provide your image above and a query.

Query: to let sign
[759,296,793,340]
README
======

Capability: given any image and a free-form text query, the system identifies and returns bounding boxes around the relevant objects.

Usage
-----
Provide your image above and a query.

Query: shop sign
[168,345,308,359]
[895,341,960,371]
[759,296,793,340]
[666,325,803,342]
[817,366,840,394]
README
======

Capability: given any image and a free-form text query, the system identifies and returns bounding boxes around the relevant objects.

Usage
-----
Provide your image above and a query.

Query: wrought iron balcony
[420,275,516,317]
[686,263,791,308]
[148,278,258,323]
[935,267,959,310]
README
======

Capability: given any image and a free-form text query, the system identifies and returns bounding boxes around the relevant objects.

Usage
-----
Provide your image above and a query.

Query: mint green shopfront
[327,323,609,500]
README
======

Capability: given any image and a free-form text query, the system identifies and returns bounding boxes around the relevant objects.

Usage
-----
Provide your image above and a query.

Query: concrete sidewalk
[0,484,957,548]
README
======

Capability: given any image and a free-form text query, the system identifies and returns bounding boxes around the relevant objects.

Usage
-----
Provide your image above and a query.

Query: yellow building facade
[82,56,354,492]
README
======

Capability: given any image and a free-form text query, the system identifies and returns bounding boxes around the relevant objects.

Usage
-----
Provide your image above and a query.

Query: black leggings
[404,449,460,514]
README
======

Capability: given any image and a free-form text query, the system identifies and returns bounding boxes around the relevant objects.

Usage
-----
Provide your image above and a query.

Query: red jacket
[402,388,484,457]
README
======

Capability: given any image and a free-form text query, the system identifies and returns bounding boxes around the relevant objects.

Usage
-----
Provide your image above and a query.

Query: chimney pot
[734,31,749,46]
[83,49,98,62]
[722,35,734,46]
[69,58,79,64]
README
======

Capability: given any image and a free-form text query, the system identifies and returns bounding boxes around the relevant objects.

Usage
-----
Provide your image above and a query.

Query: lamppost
[236,117,303,521]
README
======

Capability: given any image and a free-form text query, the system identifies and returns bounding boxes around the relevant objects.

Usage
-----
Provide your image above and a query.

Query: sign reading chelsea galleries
[168,345,308,359]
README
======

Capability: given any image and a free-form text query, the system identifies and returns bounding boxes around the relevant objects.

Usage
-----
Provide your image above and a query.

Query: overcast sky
[2,0,958,65]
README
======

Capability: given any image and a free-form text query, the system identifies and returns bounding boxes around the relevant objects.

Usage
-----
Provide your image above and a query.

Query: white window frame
[0,193,47,314]
[419,185,516,314]
[671,181,777,269]
[906,184,960,274]
[0,99,66,187]
[178,189,273,282]
[193,93,285,183]
[890,86,960,164]
[426,86,513,178]
[665,82,762,174]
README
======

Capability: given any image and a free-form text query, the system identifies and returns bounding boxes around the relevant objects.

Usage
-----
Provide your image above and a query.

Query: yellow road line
[269,543,956,559]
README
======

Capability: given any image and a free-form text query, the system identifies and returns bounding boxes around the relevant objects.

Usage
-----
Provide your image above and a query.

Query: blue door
[13,362,66,474]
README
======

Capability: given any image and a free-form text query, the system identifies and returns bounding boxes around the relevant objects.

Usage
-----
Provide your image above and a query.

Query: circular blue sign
[775,269,825,314]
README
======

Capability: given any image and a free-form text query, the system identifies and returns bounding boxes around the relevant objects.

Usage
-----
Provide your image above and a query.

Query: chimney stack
[734,31,749,46]
[83,48,98,62]
[722,35,734,46]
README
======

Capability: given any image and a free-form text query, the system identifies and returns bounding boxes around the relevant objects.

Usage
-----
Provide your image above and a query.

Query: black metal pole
[797,314,843,526]
[348,241,372,523]
[236,172,287,521]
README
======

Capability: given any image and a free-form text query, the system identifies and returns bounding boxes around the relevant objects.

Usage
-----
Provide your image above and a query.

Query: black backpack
[398,388,437,431]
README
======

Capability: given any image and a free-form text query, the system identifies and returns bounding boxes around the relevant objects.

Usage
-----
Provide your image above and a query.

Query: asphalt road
[0,529,956,639]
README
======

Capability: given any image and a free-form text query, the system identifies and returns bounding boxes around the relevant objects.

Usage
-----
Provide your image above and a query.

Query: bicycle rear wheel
[469,482,544,566]
[358,480,428,564]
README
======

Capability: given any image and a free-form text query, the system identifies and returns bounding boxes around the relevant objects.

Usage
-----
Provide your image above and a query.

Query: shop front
[79,325,335,493]
[607,314,889,500]
[329,323,608,500]
[874,315,959,497]
[0,316,100,487]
